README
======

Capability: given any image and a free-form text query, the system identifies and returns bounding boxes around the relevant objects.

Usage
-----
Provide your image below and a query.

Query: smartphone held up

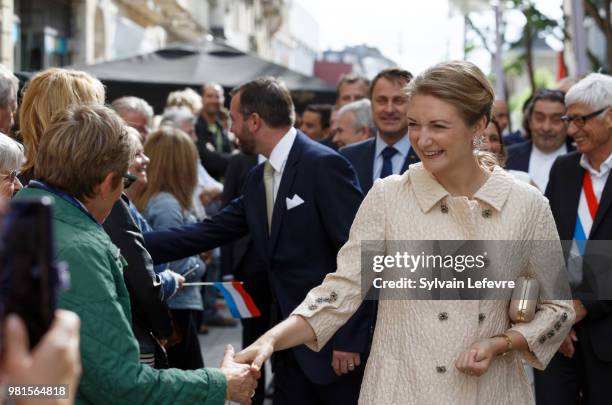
[0,197,69,349]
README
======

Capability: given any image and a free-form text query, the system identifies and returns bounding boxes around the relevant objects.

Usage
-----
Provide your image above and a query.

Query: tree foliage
[583,0,612,71]
[507,0,562,92]
[463,0,563,93]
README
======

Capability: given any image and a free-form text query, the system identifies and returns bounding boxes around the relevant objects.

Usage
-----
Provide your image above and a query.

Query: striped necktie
[568,171,599,286]
[574,171,599,253]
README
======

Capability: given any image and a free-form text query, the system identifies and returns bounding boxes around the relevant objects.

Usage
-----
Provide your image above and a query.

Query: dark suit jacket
[144,132,372,384]
[502,130,526,147]
[339,137,420,194]
[319,136,338,151]
[505,141,533,172]
[506,140,576,172]
[220,153,264,279]
[545,152,612,362]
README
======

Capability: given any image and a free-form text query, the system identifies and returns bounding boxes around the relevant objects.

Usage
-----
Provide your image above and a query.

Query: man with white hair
[538,73,612,405]
[0,64,19,135]
[332,99,374,148]
[111,96,154,141]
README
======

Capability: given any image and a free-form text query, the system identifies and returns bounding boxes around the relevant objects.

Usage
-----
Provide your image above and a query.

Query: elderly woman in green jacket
[14,104,258,405]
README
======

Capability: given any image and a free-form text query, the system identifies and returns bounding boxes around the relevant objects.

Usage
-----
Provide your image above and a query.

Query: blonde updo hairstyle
[404,61,498,169]
[19,68,105,173]
[166,88,203,115]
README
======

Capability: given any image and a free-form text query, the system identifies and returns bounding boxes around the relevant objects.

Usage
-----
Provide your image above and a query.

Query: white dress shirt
[528,144,567,192]
[264,127,297,203]
[579,152,612,202]
[372,133,412,181]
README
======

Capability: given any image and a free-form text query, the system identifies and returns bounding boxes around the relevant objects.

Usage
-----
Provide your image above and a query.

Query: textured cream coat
[293,163,575,405]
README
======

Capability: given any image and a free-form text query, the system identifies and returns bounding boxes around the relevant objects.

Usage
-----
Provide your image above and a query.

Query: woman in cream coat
[236,61,575,405]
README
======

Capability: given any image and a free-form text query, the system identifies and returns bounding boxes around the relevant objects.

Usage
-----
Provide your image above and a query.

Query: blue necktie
[380,146,398,178]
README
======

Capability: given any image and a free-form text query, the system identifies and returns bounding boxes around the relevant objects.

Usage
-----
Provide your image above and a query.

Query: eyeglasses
[0,169,19,183]
[123,172,137,189]
[535,89,565,98]
[561,107,608,128]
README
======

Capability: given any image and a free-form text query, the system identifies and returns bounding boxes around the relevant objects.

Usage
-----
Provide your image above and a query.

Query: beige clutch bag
[509,276,539,323]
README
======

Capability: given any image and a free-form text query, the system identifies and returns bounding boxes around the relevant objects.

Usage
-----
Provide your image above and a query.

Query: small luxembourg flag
[214,281,261,319]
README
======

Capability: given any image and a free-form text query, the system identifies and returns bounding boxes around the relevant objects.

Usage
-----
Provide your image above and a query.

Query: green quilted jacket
[14,187,227,405]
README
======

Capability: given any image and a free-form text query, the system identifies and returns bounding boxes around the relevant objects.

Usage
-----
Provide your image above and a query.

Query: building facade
[316,44,397,83]
[0,0,318,76]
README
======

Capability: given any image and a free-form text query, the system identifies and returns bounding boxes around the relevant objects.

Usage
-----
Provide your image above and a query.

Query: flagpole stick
[182,282,244,287]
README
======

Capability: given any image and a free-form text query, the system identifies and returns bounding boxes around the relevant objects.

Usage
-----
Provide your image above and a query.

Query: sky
[295,0,564,75]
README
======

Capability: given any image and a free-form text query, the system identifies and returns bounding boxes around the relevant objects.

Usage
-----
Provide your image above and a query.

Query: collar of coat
[17,186,102,232]
[407,162,514,214]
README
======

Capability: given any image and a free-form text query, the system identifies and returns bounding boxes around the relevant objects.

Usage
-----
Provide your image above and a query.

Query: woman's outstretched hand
[235,336,275,371]
[234,315,317,371]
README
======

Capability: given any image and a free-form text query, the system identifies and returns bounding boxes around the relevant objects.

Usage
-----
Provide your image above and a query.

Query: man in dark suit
[506,89,574,191]
[220,152,271,405]
[537,73,612,405]
[144,77,371,405]
[339,68,420,194]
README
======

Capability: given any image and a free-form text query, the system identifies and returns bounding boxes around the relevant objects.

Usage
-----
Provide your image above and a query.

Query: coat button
[440,203,449,213]
[482,208,492,218]
[308,304,317,311]
[438,312,448,321]
[561,312,568,321]
[554,321,562,330]
[330,291,338,302]
[547,330,555,338]
[538,335,547,344]
[316,298,323,304]
[478,313,486,323]
[436,366,447,373]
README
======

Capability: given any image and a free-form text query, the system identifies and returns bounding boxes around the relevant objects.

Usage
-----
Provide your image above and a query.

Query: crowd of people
[0,56,610,405]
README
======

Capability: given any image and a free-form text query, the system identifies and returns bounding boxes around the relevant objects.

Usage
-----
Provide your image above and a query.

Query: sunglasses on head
[123,172,137,189]
[532,89,565,103]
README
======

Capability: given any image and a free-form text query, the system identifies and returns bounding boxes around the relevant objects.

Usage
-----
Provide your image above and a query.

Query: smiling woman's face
[128,133,149,186]
[407,94,478,176]
[481,122,502,156]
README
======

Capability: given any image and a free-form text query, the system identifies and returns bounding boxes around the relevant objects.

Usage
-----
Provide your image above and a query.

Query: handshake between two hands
[221,337,363,404]
[220,338,274,405]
